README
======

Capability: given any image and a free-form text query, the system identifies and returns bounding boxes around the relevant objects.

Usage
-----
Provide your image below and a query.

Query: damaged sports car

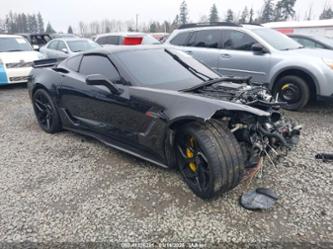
[28,46,301,199]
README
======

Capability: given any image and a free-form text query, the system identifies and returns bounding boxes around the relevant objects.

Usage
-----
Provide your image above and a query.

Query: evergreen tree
[249,8,254,23]
[21,14,27,32]
[320,7,333,20]
[209,4,219,23]
[45,22,56,33]
[261,0,275,23]
[179,1,189,25]
[67,26,73,34]
[37,12,44,33]
[149,22,157,32]
[225,9,234,22]
[239,6,249,23]
[274,0,296,21]
[171,15,180,30]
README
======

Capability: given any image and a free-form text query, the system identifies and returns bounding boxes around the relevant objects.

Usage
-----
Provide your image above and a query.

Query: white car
[0,34,44,85]
[40,38,100,59]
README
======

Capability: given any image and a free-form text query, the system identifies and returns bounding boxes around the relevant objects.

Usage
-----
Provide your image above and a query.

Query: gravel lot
[0,85,332,248]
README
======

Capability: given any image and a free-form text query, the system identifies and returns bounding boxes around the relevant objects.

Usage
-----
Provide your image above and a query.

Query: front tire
[274,75,310,111]
[175,120,244,199]
[32,88,62,133]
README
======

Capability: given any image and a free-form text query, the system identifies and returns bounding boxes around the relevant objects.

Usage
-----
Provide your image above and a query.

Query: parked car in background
[28,46,300,199]
[288,34,333,50]
[94,32,160,46]
[19,33,52,51]
[40,38,100,59]
[165,22,333,110]
[0,34,44,85]
[264,19,333,38]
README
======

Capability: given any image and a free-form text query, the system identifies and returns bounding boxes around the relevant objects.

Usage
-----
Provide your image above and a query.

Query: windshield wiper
[182,76,252,92]
[164,49,214,81]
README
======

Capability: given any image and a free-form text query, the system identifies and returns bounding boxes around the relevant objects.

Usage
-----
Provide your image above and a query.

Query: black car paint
[28,47,272,168]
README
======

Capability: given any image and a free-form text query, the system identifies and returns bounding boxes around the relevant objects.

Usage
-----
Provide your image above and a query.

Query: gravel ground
[0,85,332,248]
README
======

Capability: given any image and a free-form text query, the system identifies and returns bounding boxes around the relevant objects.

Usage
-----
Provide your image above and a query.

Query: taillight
[123,37,143,45]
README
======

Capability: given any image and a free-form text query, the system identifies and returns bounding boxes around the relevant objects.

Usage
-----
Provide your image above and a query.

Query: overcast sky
[1,0,333,32]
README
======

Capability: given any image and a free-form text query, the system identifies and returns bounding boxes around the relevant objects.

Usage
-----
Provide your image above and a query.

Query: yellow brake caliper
[186,137,197,172]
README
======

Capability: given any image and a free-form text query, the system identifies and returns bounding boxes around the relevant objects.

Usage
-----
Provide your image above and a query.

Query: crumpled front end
[189,78,302,168]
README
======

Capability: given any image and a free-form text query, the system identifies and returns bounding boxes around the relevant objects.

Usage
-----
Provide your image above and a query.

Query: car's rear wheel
[175,120,244,199]
[32,88,62,133]
[274,75,310,111]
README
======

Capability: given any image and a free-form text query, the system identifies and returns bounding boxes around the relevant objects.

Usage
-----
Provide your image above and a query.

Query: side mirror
[86,74,121,95]
[61,48,68,54]
[252,43,268,54]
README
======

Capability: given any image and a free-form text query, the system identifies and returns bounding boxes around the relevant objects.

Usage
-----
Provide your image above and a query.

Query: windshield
[0,37,33,52]
[315,36,333,47]
[114,49,219,90]
[253,28,302,51]
[67,40,99,52]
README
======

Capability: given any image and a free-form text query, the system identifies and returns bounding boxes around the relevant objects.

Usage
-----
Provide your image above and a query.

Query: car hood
[129,86,270,123]
[0,51,43,63]
[282,48,333,58]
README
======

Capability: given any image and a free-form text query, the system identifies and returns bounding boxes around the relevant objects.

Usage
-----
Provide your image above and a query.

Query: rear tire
[175,120,244,199]
[274,75,310,111]
[32,88,62,133]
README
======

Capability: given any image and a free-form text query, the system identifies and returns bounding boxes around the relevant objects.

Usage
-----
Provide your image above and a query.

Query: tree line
[2,0,333,36]
[0,11,56,34]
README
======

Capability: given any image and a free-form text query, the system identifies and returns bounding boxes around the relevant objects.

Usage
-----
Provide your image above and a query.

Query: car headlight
[322,58,333,70]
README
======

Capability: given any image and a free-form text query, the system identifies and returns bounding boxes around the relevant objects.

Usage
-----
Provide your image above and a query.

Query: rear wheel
[274,75,310,111]
[175,120,244,199]
[32,88,62,133]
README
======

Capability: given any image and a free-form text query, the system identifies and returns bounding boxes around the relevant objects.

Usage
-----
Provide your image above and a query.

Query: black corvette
[28,46,301,199]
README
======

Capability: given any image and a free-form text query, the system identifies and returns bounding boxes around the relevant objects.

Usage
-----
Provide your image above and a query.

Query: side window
[222,30,257,51]
[48,41,58,50]
[79,55,121,83]
[106,36,120,45]
[188,30,221,48]
[57,41,67,51]
[170,32,191,46]
[96,37,107,45]
[66,55,82,72]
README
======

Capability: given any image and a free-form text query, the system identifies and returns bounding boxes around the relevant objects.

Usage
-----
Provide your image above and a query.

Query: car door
[55,40,69,58]
[44,40,59,58]
[58,54,153,150]
[182,29,222,71]
[217,29,271,83]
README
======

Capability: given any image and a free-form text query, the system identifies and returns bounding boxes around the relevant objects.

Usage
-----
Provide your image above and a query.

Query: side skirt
[65,127,170,169]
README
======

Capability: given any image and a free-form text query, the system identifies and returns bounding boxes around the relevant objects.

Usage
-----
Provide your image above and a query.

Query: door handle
[185,50,193,55]
[220,53,231,59]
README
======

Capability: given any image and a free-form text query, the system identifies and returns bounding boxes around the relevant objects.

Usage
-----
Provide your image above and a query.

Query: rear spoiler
[32,58,65,68]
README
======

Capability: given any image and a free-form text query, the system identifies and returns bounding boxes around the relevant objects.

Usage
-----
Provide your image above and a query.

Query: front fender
[268,59,324,95]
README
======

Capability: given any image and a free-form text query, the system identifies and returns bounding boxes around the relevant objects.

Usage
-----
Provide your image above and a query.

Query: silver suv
[165,23,333,110]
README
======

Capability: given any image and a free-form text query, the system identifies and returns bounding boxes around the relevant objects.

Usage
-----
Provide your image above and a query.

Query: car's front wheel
[175,120,244,199]
[32,88,62,133]
[274,75,310,111]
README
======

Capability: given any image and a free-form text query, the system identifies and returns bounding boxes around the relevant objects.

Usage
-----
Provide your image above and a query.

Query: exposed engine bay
[190,77,302,168]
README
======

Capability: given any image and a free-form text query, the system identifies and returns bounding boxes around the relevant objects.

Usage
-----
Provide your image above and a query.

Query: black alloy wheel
[175,121,244,199]
[32,89,62,133]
